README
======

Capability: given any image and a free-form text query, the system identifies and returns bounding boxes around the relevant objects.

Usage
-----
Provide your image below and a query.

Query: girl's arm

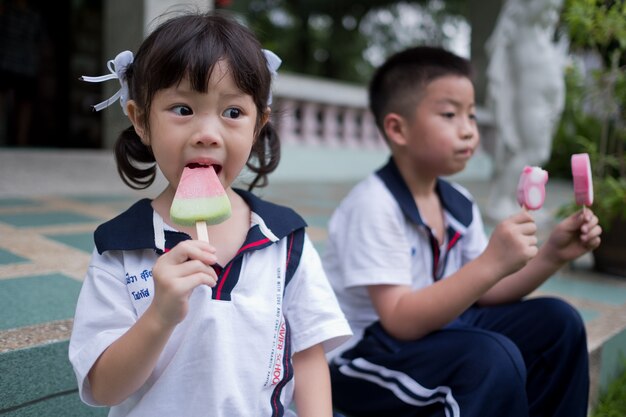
[88,240,217,405]
[88,305,175,405]
[480,209,602,304]
[292,343,333,417]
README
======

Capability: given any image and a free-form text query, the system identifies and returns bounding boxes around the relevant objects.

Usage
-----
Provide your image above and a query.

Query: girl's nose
[192,117,221,147]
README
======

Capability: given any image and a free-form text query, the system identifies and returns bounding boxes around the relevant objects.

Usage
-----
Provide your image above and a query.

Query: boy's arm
[370,212,538,340]
[292,343,333,417]
[479,209,602,305]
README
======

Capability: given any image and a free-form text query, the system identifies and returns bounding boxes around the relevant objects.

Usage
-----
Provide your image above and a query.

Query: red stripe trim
[285,233,294,270]
[270,324,292,416]
[447,232,462,250]
[237,237,271,254]
[215,262,233,300]
[214,238,270,299]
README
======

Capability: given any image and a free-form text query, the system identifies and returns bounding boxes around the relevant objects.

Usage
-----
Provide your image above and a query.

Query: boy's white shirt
[324,168,488,360]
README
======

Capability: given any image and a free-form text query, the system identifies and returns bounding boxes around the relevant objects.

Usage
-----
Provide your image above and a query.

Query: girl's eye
[441,112,455,119]
[172,105,193,116]
[469,113,477,121]
[222,107,242,119]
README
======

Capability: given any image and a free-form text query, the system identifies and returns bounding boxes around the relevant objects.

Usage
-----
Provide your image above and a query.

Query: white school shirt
[323,158,488,359]
[69,190,351,417]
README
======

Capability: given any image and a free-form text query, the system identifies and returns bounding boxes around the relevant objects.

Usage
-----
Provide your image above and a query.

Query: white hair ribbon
[80,50,134,115]
[262,49,281,105]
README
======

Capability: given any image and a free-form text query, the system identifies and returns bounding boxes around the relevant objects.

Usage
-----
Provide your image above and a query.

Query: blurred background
[0,0,497,150]
[1,1,625,415]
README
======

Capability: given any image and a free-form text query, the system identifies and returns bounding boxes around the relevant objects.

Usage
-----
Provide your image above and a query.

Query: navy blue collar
[375,157,473,229]
[94,188,307,254]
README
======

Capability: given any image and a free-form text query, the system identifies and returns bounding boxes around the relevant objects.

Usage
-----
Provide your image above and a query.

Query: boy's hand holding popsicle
[544,152,601,260]
[483,157,600,278]
[543,172,601,265]
[476,166,543,278]
[509,155,601,265]
[479,165,548,278]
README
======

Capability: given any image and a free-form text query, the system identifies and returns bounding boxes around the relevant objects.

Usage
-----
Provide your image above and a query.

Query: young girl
[69,11,351,417]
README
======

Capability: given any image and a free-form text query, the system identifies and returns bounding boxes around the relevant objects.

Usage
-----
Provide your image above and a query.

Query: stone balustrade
[272,73,386,150]
[272,72,496,151]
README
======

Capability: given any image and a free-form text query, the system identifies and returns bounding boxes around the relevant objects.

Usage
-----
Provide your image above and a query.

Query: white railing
[272,73,495,151]
[272,73,386,149]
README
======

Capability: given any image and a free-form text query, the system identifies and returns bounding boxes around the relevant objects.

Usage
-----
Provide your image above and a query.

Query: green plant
[591,358,626,417]
[550,0,626,229]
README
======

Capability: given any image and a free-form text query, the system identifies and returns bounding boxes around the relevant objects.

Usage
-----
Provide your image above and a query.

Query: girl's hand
[483,211,538,278]
[149,240,218,328]
[544,209,602,264]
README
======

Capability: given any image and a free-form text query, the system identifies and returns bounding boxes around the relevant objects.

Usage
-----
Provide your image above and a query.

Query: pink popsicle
[516,166,549,211]
[571,153,594,207]
[170,165,232,242]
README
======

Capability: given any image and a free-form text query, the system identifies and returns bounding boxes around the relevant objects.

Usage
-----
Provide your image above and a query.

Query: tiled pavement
[1,149,626,415]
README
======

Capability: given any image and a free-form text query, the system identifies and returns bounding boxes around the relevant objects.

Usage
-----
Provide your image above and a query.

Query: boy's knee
[531,297,586,341]
[548,297,584,326]
[462,332,527,389]
[460,334,530,415]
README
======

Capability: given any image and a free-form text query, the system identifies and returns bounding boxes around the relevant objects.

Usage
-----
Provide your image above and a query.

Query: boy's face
[396,75,479,178]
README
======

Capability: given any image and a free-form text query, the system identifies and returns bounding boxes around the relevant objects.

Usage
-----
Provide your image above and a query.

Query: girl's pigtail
[246,122,281,190]
[114,127,157,189]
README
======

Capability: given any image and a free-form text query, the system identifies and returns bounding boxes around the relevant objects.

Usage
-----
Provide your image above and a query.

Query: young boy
[323,46,602,417]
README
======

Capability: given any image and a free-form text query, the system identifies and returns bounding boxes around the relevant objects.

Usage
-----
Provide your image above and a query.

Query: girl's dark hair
[115,10,279,190]
[369,46,473,138]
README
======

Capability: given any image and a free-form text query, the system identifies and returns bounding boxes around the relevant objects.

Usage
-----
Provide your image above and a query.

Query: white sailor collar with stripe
[94,188,307,255]
[376,157,477,282]
[375,157,474,232]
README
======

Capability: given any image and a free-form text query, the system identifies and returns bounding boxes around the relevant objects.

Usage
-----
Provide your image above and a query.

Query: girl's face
[402,75,479,178]
[131,61,261,197]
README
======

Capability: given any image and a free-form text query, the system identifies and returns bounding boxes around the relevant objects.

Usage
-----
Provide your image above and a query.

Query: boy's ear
[383,113,408,147]
[126,100,149,146]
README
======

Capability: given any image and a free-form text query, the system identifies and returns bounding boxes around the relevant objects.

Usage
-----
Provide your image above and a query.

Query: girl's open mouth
[186,163,222,174]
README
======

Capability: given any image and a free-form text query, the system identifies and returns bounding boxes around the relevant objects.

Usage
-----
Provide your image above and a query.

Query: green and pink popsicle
[170,165,232,242]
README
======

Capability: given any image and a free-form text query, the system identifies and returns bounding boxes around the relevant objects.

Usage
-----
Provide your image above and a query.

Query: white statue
[484,0,567,222]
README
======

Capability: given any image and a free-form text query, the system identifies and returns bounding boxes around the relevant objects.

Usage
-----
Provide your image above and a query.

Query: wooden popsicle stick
[196,220,209,243]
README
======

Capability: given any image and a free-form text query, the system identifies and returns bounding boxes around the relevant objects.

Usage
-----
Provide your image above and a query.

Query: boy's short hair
[368,46,472,135]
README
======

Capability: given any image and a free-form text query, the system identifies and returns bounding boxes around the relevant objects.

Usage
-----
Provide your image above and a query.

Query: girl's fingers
[174,259,216,277]
[186,244,218,265]
[171,270,218,293]
[165,240,217,265]
[186,272,218,288]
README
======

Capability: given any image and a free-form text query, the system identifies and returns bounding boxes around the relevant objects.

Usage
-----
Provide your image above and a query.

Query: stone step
[0,149,623,415]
